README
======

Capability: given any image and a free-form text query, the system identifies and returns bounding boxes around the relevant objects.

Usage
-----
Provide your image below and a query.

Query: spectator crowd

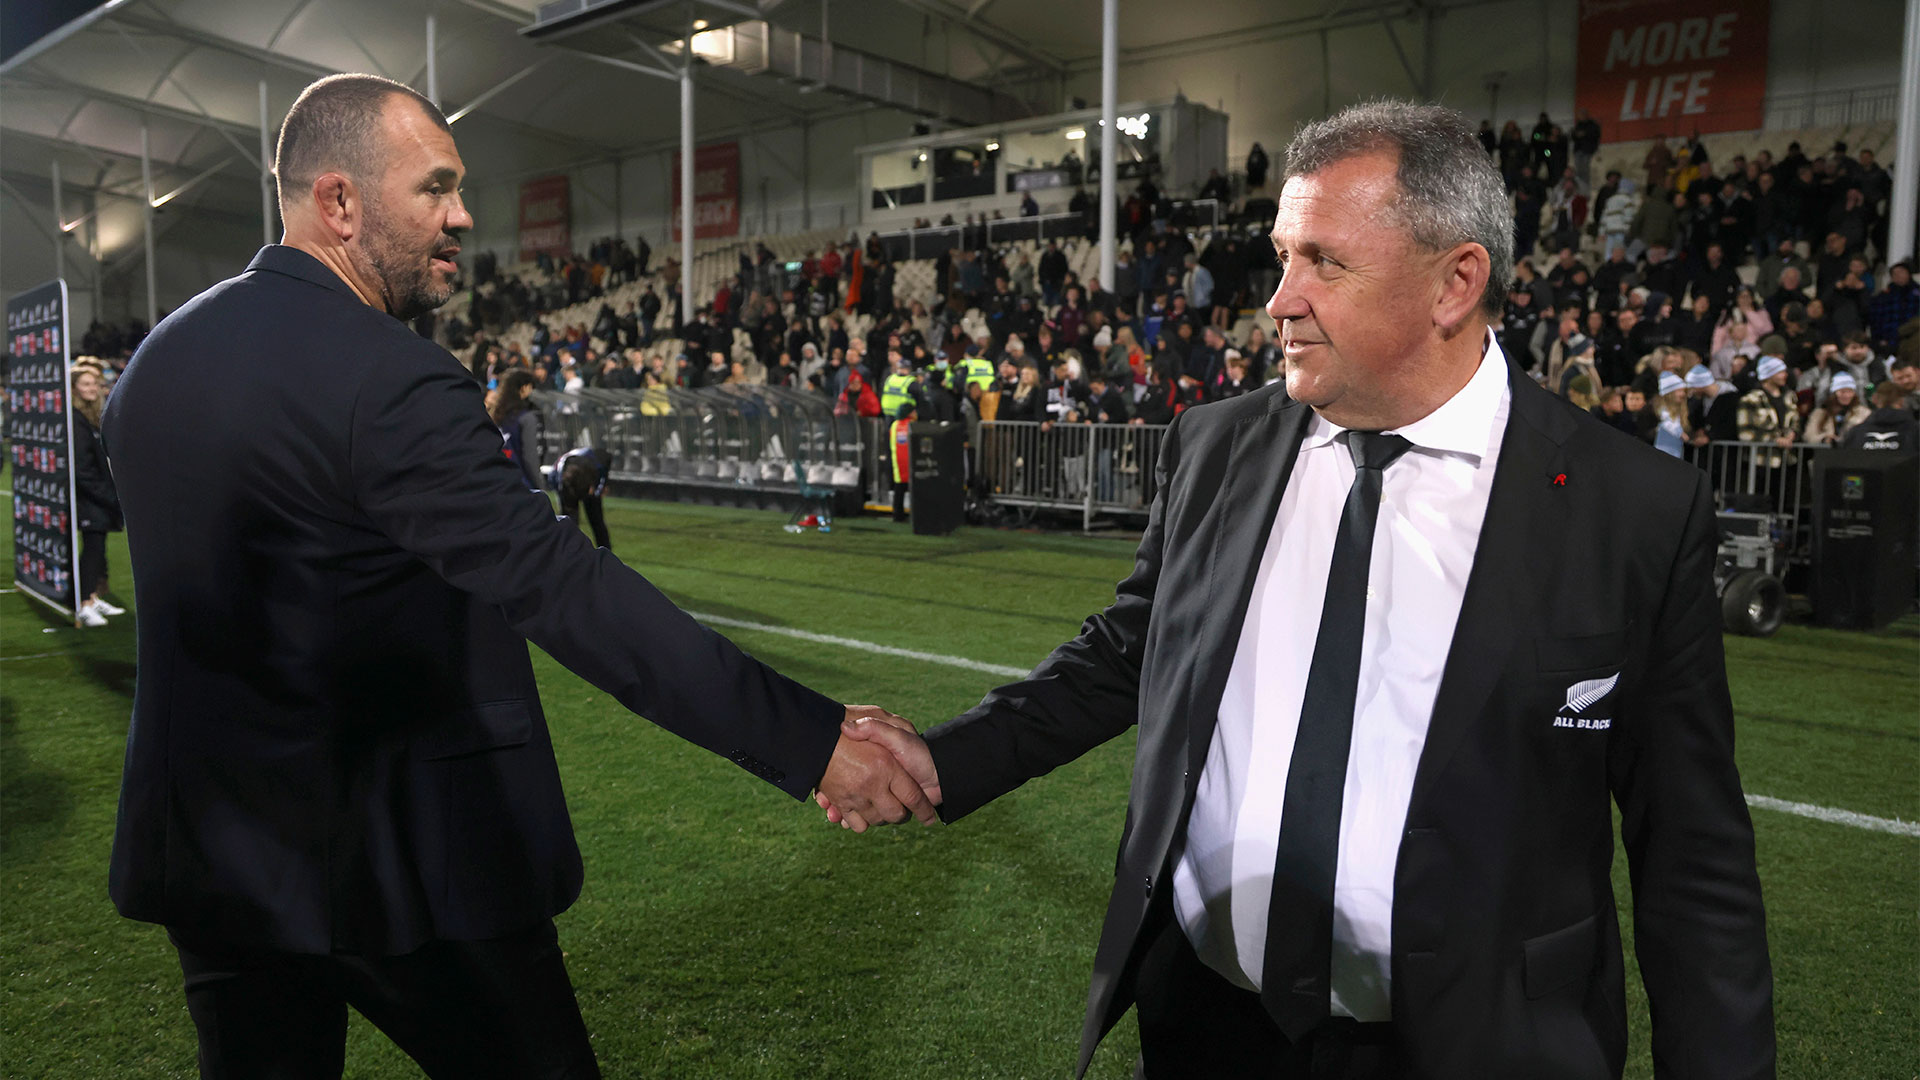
[31,112,1917,506]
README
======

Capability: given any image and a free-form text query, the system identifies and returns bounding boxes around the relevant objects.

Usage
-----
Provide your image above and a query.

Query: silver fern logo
[1553,672,1619,730]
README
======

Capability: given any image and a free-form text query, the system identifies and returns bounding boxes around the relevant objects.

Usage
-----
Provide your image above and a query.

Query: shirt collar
[1302,329,1511,461]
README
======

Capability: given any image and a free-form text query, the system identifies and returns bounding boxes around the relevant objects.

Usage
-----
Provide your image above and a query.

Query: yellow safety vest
[960,356,995,391]
[881,372,916,418]
[890,418,913,484]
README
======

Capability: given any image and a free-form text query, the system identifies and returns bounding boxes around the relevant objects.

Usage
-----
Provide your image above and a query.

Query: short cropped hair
[1284,100,1513,319]
[274,73,447,210]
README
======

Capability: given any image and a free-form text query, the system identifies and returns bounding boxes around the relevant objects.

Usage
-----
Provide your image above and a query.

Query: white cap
[1829,372,1858,393]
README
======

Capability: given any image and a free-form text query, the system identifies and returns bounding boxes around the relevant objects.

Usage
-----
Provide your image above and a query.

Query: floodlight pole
[52,160,66,285]
[680,9,695,327]
[1890,0,1920,264]
[141,124,158,328]
[260,80,275,245]
[1097,0,1117,297]
[426,12,440,107]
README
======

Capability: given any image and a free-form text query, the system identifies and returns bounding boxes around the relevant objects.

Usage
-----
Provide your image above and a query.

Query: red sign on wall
[670,141,740,240]
[518,175,571,261]
[1577,0,1770,142]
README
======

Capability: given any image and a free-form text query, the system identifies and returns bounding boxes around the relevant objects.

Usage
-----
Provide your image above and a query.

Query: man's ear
[1434,241,1490,333]
[310,172,358,243]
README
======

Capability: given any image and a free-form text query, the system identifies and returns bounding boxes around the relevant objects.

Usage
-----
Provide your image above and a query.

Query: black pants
[560,492,611,550]
[1133,918,1401,1079]
[171,920,598,1080]
[892,480,909,522]
[79,528,107,599]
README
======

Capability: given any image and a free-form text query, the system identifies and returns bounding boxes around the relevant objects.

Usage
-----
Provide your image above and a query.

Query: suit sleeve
[924,411,1182,820]
[1610,471,1775,1078]
[349,345,843,800]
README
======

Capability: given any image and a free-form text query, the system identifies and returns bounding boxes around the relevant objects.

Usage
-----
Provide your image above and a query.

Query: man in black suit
[101,74,932,1079]
[835,102,1773,1077]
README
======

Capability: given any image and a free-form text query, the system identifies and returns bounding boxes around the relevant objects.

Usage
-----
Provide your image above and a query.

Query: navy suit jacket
[103,246,843,955]
[926,367,1774,1078]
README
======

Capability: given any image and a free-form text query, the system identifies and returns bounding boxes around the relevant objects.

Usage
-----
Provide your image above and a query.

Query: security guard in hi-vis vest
[889,407,915,522]
[958,347,995,394]
[881,350,916,419]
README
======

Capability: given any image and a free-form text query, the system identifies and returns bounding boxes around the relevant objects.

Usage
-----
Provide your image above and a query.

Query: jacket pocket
[1535,629,1626,676]
[1523,912,1600,999]
[415,700,533,761]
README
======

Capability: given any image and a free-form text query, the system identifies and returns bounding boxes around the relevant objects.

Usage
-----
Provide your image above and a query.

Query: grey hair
[1283,100,1512,319]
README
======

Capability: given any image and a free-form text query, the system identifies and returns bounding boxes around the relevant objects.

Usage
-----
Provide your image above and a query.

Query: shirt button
[1366,586,1377,601]
[1144,876,1153,893]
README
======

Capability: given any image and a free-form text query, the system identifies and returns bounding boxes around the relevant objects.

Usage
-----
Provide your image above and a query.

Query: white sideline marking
[686,611,1028,679]
[689,610,1915,838]
[0,650,71,663]
[1744,794,1920,837]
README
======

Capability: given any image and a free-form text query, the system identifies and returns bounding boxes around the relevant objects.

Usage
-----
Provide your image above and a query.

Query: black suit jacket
[103,246,842,955]
[926,365,1773,1078]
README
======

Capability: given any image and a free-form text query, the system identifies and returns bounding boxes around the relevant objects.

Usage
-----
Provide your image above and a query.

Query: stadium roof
[2,0,1486,261]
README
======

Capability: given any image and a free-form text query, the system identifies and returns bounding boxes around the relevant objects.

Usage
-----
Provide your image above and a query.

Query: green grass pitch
[3,489,1915,1078]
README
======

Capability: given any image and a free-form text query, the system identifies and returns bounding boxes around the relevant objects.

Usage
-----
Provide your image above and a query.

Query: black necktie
[1261,428,1414,1041]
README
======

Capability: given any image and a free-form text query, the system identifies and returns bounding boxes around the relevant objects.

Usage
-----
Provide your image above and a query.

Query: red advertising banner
[1577,0,1769,142]
[670,141,740,240]
[518,175,571,261]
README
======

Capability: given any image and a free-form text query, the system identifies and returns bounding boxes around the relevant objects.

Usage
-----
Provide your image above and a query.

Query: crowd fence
[528,392,1835,554]
[529,386,865,498]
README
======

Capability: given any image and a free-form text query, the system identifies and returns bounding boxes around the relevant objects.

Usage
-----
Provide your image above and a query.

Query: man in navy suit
[102,74,932,1079]
[835,102,1773,1078]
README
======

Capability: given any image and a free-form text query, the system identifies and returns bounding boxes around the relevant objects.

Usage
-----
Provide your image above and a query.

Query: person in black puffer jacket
[71,362,125,627]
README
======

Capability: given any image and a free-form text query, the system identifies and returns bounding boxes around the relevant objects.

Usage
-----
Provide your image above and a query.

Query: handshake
[815,705,942,832]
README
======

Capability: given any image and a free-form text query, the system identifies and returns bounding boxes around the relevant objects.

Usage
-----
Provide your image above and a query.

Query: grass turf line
[1,489,1914,1078]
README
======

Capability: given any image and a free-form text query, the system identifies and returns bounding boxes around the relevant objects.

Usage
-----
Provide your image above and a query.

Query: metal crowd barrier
[1695,439,1828,565]
[520,398,1829,541]
[978,420,1166,530]
[529,386,865,495]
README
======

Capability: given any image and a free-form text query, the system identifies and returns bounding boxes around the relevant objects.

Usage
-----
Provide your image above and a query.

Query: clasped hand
[815,706,942,832]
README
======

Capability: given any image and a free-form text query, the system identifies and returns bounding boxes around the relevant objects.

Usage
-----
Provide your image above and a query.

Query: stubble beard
[354,192,455,322]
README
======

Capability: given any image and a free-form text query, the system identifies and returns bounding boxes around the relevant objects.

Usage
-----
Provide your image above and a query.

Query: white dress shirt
[1172,335,1512,1020]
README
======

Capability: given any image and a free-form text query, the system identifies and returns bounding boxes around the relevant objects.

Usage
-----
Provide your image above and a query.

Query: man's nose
[447,192,475,235]
[1267,268,1306,324]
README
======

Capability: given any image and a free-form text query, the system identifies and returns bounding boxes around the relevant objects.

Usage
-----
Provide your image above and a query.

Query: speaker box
[1810,450,1918,629]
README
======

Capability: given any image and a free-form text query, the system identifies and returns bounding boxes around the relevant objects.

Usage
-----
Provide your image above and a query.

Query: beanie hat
[1756,356,1787,381]
[1658,371,1685,396]
[1829,372,1858,393]
[1684,365,1715,389]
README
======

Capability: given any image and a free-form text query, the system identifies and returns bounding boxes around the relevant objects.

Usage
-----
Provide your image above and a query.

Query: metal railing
[520,397,1834,541]
[1762,84,1899,131]
[869,199,1224,262]
[530,385,865,494]
[1696,439,1832,565]
[978,420,1166,530]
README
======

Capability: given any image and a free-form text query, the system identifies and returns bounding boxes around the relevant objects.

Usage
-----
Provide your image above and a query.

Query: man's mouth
[432,245,461,273]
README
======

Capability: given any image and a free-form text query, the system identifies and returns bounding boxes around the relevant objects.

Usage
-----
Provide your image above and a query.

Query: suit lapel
[1408,370,1577,806]
[1185,399,1311,774]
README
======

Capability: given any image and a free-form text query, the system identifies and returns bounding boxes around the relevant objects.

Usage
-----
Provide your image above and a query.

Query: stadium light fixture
[1064,128,1086,140]
[985,141,999,151]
